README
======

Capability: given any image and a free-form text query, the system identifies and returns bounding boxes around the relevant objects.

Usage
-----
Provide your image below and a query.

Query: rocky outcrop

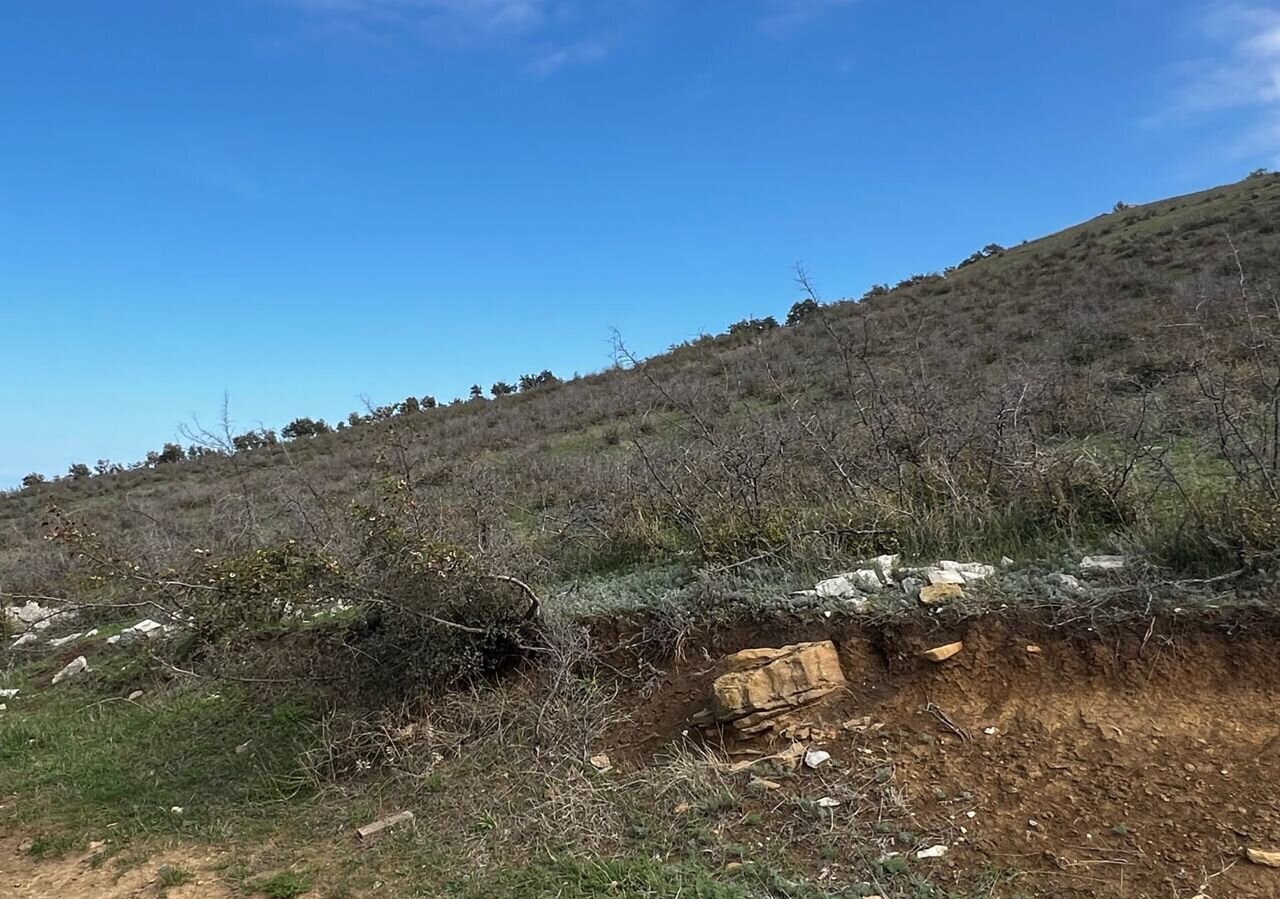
[708,641,846,736]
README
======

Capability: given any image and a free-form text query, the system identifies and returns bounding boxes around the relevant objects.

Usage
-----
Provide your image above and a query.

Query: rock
[170,806,184,815]
[0,688,18,699]
[1080,555,1125,573]
[4,600,62,632]
[925,567,966,586]
[869,554,900,582]
[815,570,880,597]
[919,583,964,606]
[1247,847,1280,867]
[1026,644,1042,654]
[118,619,165,645]
[938,560,996,583]
[51,656,89,685]
[589,753,612,772]
[999,556,1015,568]
[1049,572,1084,593]
[921,641,964,663]
[899,577,925,599]
[804,748,831,769]
[710,642,846,734]
[749,776,782,791]
[106,634,121,645]
[9,633,37,649]
[916,844,948,860]
[48,631,85,649]
[127,690,144,701]
[356,810,415,841]
[816,796,841,808]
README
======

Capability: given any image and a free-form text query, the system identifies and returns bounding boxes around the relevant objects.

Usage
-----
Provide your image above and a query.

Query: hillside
[4,172,1280,596]
[4,173,1280,899]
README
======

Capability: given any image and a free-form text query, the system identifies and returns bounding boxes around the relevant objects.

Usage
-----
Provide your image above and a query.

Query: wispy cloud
[757,0,857,37]
[275,0,623,73]
[1162,2,1280,164]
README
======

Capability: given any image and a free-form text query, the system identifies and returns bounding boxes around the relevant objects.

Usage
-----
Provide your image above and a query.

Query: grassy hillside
[3,172,1280,607]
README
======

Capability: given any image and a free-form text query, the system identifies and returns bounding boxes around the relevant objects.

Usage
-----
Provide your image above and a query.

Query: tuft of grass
[256,870,315,898]
[158,864,196,890]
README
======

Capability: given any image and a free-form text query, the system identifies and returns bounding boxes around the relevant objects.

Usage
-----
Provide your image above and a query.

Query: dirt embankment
[610,610,1280,898]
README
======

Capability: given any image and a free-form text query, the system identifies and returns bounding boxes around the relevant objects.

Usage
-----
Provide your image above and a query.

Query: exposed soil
[611,610,1280,898]
[0,837,233,899]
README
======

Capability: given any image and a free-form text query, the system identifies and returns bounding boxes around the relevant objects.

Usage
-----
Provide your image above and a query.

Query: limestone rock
[925,567,966,586]
[919,583,964,605]
[1080,554,1125,573]
[711,641,846,734]
[118,619,165,645]
[921,641,964,663]
[52,655,89,685]
[1247,847,1280,867]
[938,560,996,583]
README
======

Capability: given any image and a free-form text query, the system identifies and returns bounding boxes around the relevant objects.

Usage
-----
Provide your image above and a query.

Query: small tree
[422,395,438,409]
[470,384,485,400]
[21,473,45,489]
[1113,200,1131,212]
[786,298,820,326]
[157,443,186,464]
[282,417,330,440]
[400,396,420,415]
[68,462,91,480]
[490,381,515,397]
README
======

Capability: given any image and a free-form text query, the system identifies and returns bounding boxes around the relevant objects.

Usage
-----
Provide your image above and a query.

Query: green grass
[159,864,196,890]
[256,870,315,898]
[0,679,319,842]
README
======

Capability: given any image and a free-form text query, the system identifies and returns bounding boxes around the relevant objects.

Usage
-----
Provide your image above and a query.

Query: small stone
[749,776,782,791]
[0,688,18,699]
[51,656,89,685]
[589,753,612,772]
[983,726,997,736]
[1080,555,1125,573]
[1247,848,1280,867]
[919,583,964,606]
[1026,644,1042,654]
[925,567,966,586]
[915,844,948,859]
[127,690,144,701]
[938,560,996,583]
[170,806,185,815]
[899,577,925,599]
[1049,572,1083,593]
[9,633,37,649]
[804,749,831,769]
[921,641,964,663]
[816,796,841,808]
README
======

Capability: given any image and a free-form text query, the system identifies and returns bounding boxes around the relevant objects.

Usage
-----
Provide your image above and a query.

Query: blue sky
[3,1,1279,486]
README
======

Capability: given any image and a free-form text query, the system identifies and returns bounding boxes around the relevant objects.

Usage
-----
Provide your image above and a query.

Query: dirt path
[0,837,233,899]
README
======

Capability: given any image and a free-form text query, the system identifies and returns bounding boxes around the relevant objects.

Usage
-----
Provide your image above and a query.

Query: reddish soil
[612,611,1280,898]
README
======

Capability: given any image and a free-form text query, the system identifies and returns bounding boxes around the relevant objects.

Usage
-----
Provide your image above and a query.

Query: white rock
[814,575,859,599]
[999,556,1015,568]
[48,632,85,648]
[925,567,966,586]
[1049,573,1083,593]
[1081,555,1125,573]
[804,749,831,769]
[916,844,948,860]
[899,577,925,599]
[106,634,121,646]
[870,554,900,582]
[0,688,18,699]
[939,560,996,583]
[9,633,37,649]
[118,619,165,645]
[816,796,841,808]
[52,656,89,685]
[170,806,184,815]
[127,690,144,701]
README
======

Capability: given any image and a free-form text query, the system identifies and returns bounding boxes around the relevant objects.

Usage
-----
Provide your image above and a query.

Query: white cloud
[1165,2,1280,164]
[279,0,552,47]
[757,0,857,37]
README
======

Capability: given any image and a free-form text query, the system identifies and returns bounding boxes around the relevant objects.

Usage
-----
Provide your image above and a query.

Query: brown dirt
[612,611,1280,898]
[0,836,233,899]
